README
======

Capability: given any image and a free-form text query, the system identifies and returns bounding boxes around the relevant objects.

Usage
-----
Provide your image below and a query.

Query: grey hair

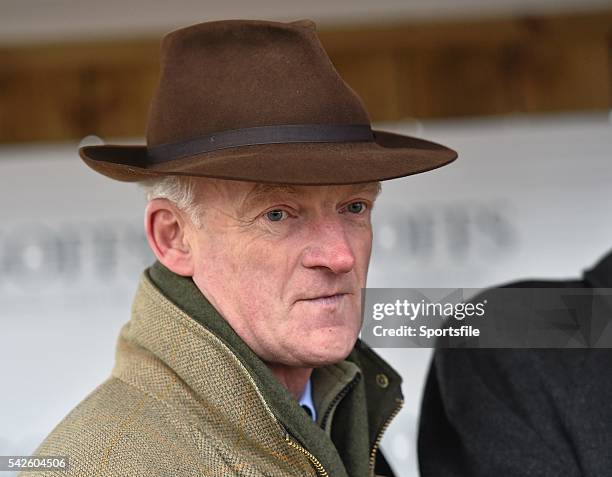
[138,175,205,228]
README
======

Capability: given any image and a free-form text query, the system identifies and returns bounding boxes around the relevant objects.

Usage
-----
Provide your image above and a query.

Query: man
[418,249,612,477]
[22,19,456,476]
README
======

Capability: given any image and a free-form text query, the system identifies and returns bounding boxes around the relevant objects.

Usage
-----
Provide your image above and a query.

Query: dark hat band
[147,124,375,163]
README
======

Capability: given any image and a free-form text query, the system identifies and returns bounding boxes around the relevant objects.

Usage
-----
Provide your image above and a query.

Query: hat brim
[78,130,457,185]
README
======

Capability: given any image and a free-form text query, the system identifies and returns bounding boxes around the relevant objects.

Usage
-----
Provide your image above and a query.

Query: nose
[301,217,356,274]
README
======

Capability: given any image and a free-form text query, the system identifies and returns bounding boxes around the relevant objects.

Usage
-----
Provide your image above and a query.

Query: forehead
[193,178,382,217]
[244,182,381,201]
[238,181,381,209]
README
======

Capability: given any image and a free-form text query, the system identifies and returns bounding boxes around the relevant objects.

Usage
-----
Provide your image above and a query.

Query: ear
[144,198,195,276]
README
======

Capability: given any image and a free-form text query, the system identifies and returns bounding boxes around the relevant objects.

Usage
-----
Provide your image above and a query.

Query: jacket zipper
[207,337,394,477]
[368,397,404,477]
[195,325,328,475]
[284,373,360,476]
[227,356,330,475]
[235,364,330,476]
[285,432,330,477]
[319,373,361,431]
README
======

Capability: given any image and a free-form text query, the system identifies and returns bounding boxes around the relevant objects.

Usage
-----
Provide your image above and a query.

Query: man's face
[185,178,380,368]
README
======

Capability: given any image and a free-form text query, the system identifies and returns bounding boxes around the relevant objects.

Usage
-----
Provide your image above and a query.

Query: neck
[266,364,313,400]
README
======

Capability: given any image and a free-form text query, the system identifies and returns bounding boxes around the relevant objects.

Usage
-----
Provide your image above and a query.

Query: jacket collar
[112,269,320,475]
[136,260,403,476]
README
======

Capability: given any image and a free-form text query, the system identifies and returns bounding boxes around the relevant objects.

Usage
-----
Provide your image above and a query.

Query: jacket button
[376,373,389,388]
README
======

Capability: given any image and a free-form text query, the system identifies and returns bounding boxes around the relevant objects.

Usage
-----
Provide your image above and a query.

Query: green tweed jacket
[20,261,403,477]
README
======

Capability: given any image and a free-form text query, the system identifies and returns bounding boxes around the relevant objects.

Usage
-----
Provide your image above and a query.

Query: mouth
[298,293,349,305]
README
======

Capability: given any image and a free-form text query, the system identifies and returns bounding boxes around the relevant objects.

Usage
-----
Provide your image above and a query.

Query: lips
[297,292,350,303]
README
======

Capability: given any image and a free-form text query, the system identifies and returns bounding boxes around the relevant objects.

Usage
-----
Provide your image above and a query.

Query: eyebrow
[349,182,382,196]
[237,181,381,216]
[237,184,299,216]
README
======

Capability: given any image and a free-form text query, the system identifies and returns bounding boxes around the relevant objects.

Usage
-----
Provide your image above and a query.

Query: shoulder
[435,277,596,378]
[420,277,612,476]
[19,376,207,477]
[430,277,612,420]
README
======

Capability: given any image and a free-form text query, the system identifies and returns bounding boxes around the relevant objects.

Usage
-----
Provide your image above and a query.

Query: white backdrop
[1,112,611,476]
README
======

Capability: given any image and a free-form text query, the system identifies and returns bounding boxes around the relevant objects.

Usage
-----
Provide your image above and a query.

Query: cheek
[228,246,291,312]
[360,236,373,260]
[350,229,373,269]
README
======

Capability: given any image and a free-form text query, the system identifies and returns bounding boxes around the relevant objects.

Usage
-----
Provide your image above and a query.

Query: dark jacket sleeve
[418,348,612,477]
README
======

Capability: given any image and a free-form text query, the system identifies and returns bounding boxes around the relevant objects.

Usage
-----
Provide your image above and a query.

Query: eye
[265,209,288,222]
[345,201,367,214]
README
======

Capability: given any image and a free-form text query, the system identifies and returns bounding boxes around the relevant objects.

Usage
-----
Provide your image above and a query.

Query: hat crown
[146,19,371,147]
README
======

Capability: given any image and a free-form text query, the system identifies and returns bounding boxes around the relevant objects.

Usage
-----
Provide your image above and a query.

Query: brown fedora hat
[79,19,457,185]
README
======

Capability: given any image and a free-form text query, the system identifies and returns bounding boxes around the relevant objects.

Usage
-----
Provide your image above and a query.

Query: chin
[302,332,358,366]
